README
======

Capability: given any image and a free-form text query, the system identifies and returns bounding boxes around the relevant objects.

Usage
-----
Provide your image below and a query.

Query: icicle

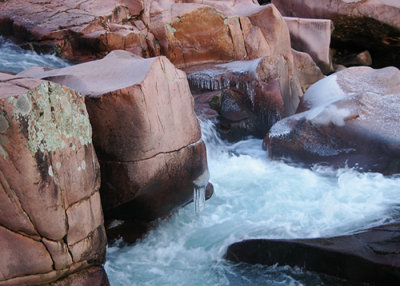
[193,186,206,213]
[192,169,210,214]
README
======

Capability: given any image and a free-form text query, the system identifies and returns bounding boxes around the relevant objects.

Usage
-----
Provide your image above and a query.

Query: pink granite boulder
[0,73,106,285]
[26,50,210,220]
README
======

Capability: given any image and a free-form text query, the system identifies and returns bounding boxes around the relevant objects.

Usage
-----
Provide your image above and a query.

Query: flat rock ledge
[225,223,400,285]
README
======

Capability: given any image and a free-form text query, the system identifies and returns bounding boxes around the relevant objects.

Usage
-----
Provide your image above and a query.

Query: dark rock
[334,50,373,67]
[50,266,110,286]
[225,223,400,285]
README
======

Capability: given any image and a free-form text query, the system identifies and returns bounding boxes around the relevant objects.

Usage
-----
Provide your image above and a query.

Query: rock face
[272,0,400,68]
[283,17,333,73]
[26,50,210,220]
[146,2,291,68]
[0,73,106,285]
[187,56,302,139]
[0,0,150,61]
[0,1,296,67]
[265,66,400,174]
[225,223,400,285]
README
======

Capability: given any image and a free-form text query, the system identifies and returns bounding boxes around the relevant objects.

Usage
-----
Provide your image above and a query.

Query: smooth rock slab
[284,17,333,73]
[225,223,400,285]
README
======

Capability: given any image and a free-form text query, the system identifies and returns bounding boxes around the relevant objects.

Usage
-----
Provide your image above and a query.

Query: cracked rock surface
[0,73,106,285]
[24,50,210,221]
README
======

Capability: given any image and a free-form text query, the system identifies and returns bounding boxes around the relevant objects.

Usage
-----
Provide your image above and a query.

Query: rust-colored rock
[0,73,106,285]
[146,3,292,67]
[27,50,210,221]
[265,66,400,174]
[186,55,302,139]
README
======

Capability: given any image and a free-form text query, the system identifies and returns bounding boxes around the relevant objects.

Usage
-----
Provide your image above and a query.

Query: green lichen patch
[0,113,9,133]
[12,81,92,154]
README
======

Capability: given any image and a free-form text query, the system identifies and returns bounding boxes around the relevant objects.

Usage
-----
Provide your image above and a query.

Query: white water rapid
[105,120,400,285]
[2,37,400,285]
[0,36,68,73]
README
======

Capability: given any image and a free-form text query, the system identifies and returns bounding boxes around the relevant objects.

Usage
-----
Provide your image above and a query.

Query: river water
[2,36,400,285]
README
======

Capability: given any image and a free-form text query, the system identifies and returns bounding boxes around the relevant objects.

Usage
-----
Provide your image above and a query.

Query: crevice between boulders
[100,137,204,164]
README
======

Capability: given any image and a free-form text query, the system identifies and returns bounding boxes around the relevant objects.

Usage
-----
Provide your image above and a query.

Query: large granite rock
[272,0,400,68]
[24,50,210,221]
[186,55,303,139]
[225,223,400,285]
[0,0,151,61]
[0,73,106,285]
[265,66,400,174]
[0,1,296,68]
[146,2,292,68]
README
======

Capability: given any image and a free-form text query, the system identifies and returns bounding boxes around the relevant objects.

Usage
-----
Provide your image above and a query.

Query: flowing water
[105,120,400,285]
[0,36,68,73]
[2,36,400,285]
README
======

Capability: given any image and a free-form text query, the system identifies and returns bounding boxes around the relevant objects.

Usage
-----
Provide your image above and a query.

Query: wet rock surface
[186,55,302,140]
[24,50,210,221]
[265,66,400,174]
[225,223,400,285]
[0,73,106,285]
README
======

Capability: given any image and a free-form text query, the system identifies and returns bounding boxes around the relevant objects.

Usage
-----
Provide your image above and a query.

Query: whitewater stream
[2,36,400,285]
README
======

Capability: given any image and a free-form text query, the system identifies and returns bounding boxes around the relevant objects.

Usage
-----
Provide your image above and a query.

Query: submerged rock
[225,223,400,285]
[25,50,210,221]
[265,66,400,174]
[0,73,106,285]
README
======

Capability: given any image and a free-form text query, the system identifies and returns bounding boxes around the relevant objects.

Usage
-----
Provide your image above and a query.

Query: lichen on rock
[11,81,92,154]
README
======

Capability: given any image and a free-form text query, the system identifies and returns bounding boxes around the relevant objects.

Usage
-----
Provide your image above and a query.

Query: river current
[2,36,400,285]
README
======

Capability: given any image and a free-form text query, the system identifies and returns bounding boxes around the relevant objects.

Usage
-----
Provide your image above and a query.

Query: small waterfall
[193,186,206,213]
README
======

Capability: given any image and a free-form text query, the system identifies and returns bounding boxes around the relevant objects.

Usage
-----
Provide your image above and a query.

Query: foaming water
[106,120,400,285]
[0,36,68,73]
